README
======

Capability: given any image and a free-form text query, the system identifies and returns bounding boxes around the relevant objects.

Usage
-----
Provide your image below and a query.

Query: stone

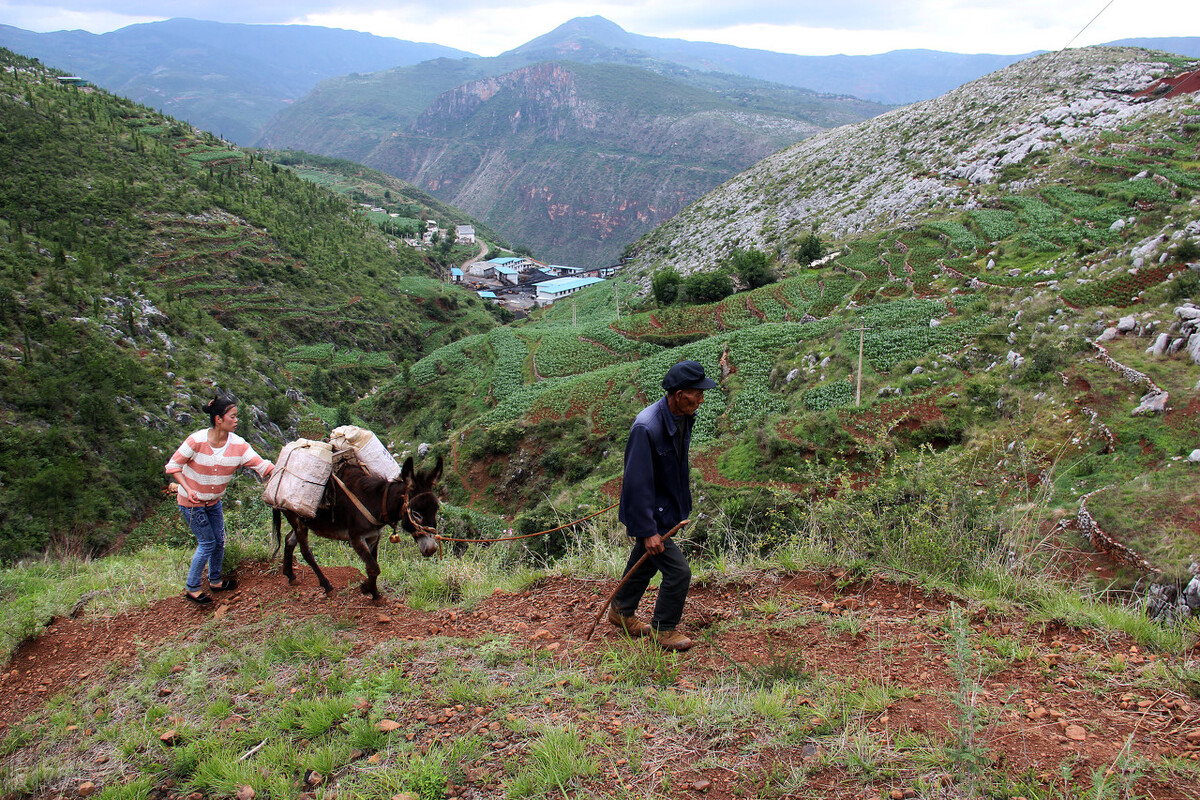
[929,318,942,327]
[1117,315,1137,332]
[236,787,255,800]
[1006,350,1025,368]
[1188,332,1200,366]
[78,782,97,798]
[1150,333,1170,356]
[785,368,800,384]
[691,779,712,791]
[1132,391,1168,416]
[159,729,179,744]
[1096,326,1119,342]
[1064,724,1087,741]
[1188,449,1200,464]
[1176,306,1200,321]
[911,366,925,374]
[1109,218,1126,232]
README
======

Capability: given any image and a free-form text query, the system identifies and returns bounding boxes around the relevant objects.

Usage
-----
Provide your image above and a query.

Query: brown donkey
[273,456,442,599]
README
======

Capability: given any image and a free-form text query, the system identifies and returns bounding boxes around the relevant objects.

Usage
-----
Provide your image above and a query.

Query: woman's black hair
[201,393,237,426]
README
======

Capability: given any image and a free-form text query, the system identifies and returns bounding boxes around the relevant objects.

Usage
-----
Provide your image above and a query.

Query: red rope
[435,503,619,544]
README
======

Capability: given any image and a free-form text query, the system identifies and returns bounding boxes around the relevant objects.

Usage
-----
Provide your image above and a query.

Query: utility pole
[850,326,871,407]
[614,282,620,321]
[572,299,577,327]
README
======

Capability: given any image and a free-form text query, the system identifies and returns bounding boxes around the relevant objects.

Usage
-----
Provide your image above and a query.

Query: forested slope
[0,48,498,560]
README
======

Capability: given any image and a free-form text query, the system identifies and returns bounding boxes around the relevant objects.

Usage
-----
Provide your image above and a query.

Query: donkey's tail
[271,508,282,558]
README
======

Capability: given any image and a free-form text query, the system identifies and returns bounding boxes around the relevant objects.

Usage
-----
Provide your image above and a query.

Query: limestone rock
[1116,315,1137,332]
[1096,327,1119,342]
[1131,391,1168,416]
[1149,333,1170,356]
[1188,333,1200,366]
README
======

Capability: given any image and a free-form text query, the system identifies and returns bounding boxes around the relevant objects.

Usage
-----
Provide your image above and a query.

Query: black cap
[662,360,718,392]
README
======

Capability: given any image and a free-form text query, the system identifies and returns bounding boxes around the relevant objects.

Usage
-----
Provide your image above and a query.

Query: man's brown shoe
[651,629,694,651]
[607,608,652,637]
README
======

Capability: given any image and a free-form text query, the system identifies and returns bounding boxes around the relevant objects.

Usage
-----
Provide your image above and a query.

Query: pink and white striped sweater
[165,430,274,507]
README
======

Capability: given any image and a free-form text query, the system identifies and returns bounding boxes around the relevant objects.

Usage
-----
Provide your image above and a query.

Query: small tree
[796,234,825,267]
[652,268,682,305]
[682,271,733,304]
[730,248,776,289]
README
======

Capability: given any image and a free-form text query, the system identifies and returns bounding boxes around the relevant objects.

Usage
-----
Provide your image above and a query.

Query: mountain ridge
[0,19,476,144]
[259,59,888,265]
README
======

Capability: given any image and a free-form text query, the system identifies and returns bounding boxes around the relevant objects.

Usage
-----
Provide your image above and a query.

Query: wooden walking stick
[584,519,690,640]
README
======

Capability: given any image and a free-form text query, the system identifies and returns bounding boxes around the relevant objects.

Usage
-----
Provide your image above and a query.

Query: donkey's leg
[283,528,299,584]
[348,534,382,600]
[295,528,334,594]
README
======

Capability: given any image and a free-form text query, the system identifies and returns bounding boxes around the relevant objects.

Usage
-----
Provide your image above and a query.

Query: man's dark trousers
[612,537,691,631]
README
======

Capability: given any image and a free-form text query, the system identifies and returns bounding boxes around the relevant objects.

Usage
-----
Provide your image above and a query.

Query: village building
[535,277,605,304]
[456,225,476,244]
[493,264,521,285]
[477,290,500,304]
[450,267,463,283]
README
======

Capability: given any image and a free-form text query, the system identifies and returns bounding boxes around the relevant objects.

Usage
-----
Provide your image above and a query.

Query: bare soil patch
[4,561,1200,799]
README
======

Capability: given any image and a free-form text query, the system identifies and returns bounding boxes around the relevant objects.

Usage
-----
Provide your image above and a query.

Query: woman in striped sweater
[166,394,274,605]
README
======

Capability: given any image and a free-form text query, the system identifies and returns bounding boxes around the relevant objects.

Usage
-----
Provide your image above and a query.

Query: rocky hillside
[629,47,1200,276]
[379,45,1199,594]
[260,60,887,265]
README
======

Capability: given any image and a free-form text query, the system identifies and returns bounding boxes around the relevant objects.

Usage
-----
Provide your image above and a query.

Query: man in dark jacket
[610,360,717,651]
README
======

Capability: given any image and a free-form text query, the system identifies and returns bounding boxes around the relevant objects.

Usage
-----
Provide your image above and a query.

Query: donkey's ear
[427,455,443,483]
[401,456,415,482]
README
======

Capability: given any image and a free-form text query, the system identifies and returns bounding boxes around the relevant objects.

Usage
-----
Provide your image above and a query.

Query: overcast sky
[1,1,1196,57]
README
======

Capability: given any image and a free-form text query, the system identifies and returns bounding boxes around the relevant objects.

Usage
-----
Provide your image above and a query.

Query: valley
[1,33,1200,800]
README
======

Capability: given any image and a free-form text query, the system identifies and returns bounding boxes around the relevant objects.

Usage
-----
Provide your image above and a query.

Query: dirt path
[4,562,1199,798]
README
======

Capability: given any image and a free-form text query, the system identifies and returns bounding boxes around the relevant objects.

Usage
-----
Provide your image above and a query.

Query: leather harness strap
[331,472,385,529]
[330,474,438,538]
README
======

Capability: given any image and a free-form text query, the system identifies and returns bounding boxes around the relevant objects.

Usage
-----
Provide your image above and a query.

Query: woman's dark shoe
[210,577,238,592]
[184,592,213,605]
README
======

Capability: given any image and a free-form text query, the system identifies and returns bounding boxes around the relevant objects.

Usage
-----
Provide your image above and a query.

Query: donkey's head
[398,455,443,557]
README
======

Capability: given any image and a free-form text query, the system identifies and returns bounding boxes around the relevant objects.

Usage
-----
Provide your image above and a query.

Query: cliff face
[260,60,880,265]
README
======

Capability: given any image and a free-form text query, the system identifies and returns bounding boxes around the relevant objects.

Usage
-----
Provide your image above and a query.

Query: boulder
[1109,218,1126,232]
[1131,391,1169,416]
[1150,333,1170,356]
[1117,315,1138,332]
[1189,332,1200,367]
[1006,350,1025,368]
[1176,305,1200,321]
[785,368,800,384]
[1096,326,1120,342]
[929,318,942,327]
[1189,449,1200,463]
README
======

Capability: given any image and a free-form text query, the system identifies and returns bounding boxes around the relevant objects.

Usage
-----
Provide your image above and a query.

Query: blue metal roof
[537,277,605,293]
[478,291,498,299]
[488,257,523,265]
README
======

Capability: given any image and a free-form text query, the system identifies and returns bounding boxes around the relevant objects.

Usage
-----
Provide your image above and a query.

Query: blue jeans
[181,502,225,593]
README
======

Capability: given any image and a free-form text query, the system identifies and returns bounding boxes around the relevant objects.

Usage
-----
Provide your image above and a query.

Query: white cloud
[2,0,1197,56]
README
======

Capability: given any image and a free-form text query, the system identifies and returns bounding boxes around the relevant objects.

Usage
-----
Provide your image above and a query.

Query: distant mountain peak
[503,15,634,57]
